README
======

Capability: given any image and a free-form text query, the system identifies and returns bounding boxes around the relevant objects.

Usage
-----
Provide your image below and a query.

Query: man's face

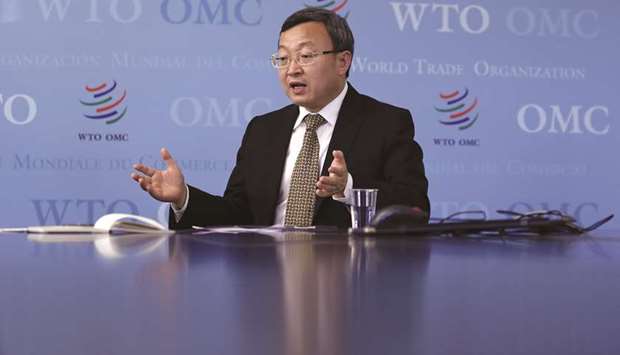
[277,21,350,112]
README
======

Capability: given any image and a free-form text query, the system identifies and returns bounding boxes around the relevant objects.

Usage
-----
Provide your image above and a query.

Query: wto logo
[390,2,490,34]
[32,199,139,225]
[434,88,479,130]
[77,80,130,142]
[517,104,609,135]
[170,97,272,128]
[431,87,481,147]
[506,8,600,39]
[305,0,350,17]
[160,0,263,25]
[0,92,38,125]
[1,0,143,23]
[80,80,127,125]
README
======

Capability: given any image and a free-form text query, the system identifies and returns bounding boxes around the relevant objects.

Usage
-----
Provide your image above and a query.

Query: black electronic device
[369,205,429,229]
[352,207,614,237]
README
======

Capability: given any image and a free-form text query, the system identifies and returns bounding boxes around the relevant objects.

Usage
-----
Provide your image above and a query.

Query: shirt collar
[294,82,348,130]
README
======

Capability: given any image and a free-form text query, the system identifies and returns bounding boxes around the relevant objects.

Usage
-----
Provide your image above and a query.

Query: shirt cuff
[170,185,190,222]
[332,173,353,205]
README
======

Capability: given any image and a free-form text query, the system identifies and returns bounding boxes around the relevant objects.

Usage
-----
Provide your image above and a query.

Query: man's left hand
[316,150,348,198]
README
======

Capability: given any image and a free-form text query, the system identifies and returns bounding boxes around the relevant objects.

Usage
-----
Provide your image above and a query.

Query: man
[132,7,429,229]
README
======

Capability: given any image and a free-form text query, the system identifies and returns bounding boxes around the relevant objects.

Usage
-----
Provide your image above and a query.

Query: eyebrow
[278,40,315,51]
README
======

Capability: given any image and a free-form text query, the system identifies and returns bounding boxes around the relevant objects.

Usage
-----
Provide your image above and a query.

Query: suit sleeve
[168,120,256,230]
[355,109,430,216]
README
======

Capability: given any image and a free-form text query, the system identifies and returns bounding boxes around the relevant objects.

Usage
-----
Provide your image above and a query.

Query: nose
[286,59,303,76]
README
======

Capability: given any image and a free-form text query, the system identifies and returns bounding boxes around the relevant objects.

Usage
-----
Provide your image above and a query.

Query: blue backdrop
[1,0,618,229]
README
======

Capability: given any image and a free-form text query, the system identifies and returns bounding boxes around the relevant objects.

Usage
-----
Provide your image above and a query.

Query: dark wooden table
[1,230,619,355]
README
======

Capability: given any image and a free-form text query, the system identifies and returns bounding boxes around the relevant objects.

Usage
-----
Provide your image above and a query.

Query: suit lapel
[315,84,365,216]
[263,105,298,223]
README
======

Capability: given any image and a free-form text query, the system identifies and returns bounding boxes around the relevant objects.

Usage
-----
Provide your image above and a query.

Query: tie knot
[304,114,325,132]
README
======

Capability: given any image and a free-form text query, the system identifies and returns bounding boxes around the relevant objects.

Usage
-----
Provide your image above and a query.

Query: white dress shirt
[173,83,353,225]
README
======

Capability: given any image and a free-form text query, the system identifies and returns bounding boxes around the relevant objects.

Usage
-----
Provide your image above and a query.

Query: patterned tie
[284,113,326,227]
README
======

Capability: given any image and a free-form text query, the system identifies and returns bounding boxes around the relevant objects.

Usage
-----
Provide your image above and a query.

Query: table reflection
[3,230,617,355]
[169,232,431,355]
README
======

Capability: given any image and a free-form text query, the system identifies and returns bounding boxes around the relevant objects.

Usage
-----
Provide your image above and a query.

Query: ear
[336,50,352,76]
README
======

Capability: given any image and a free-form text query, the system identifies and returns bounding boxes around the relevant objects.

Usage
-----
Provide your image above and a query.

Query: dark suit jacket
[170,85,429,229]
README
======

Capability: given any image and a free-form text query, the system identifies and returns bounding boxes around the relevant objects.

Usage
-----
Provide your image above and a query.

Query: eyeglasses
[497,209,575,222]
[496,209,614,233]
[271,50,341,69]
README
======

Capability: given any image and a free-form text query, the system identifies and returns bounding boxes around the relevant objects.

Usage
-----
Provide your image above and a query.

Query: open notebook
[0,213,169,234]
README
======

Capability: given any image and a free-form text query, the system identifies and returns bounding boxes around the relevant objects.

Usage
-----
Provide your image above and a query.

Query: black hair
[280,7,354,77]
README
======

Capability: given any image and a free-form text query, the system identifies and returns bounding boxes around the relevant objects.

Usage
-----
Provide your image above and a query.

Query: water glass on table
[350,188,378,229]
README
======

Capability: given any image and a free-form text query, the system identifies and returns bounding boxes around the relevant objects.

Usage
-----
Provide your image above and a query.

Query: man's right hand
[131,148,187,208]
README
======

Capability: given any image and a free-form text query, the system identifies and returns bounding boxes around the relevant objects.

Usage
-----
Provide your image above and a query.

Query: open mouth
[289,82,307,94]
